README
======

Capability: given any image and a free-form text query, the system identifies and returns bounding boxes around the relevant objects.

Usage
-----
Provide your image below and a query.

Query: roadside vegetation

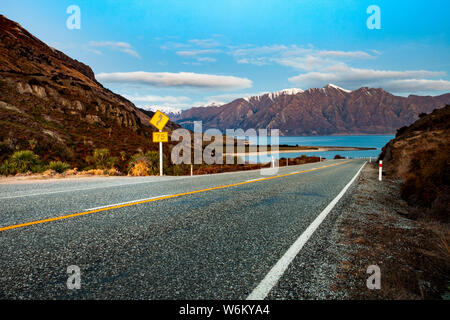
[0,146,322,178]
[401,144,449,222]
[371,105,450,299]
[380,105,450,223]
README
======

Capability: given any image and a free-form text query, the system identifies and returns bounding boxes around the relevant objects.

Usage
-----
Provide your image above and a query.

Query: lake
[240,135,394,163]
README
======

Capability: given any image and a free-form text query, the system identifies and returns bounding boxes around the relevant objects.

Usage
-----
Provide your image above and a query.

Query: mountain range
[0,15,179,167]
[170,84,450,135]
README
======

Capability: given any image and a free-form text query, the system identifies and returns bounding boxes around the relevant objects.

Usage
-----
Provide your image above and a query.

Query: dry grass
[335,165,450,300]
[129,161,150,176]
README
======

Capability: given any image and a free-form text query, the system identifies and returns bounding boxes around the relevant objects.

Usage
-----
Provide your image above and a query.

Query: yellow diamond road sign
[150,110,170,131]
[153,131,168,143]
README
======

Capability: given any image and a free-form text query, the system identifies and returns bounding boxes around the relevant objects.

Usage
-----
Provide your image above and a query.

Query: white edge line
[246,178,262,182]
[85,195,169,211]
[246,161,367,300]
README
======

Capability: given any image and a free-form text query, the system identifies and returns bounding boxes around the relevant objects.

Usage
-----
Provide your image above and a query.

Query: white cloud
[230,43,449,94]
[85,48,102,55]
[90,41,132,48]
[96,71,252,89]
[124,94,191,105]
[317,50,374,59]
[176,49,220,56]
[89,41,140,58]
[288,64,449,93]
[188,38,221,48]
[121,48,140,58]
[197,57,217,62]
[231,45,376,70]
[289,66,444,84]
[382,79,450,92]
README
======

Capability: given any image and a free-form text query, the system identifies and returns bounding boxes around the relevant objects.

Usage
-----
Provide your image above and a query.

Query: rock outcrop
[0,15,179,166]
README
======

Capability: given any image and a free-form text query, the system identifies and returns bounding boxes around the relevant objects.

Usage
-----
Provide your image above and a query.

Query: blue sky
[2,0,449,111]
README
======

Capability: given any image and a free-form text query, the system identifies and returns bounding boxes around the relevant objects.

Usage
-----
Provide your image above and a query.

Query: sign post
[159,130,163,176]
[149,110,170,176]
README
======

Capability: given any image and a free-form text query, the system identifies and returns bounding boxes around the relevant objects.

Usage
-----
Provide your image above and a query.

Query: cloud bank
[96,71,252,89]
[231,44,449,93]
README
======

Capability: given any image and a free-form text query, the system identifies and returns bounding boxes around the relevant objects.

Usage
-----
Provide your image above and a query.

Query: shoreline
[225,146,376,157]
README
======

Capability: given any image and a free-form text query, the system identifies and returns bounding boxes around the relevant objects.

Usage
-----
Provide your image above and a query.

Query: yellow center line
[0,161,351,232]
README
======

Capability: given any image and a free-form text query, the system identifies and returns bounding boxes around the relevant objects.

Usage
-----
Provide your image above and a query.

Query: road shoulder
[268,163,449,299]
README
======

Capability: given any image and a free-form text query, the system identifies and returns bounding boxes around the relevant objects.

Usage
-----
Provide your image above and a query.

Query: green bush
[48,161,70,173]
[166,164,188,176]
[10,150,40,173]
[0,160,15,176]
[31,164,46,174]
[0,150,41,175]
[86,148,118,169]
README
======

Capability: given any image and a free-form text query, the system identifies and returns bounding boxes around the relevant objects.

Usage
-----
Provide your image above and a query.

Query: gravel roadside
[268,162,449,299]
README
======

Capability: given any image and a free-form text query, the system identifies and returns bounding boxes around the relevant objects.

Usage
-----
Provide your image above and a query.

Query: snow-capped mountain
[244,88,304,102]
[170,84,450,135]
[143,105,182,116]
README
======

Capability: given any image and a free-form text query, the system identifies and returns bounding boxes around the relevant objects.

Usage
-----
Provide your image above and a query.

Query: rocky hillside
[379,105,449,221]
[0,15,179,167]
[172,85,450,135]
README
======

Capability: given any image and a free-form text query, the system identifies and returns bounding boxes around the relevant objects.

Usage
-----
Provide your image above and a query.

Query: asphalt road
[0,159,365,299]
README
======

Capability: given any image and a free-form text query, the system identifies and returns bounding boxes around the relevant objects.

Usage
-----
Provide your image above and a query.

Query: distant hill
[0,15,179,167]
[172,84,450,135]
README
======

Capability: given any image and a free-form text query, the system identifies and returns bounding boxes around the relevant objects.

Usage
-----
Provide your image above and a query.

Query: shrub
[9,150,40,173]
[166,164,187,176]
[400,145,449,222]
[0,160,15,176]
[106,167,120,176]
[31,164,46,173]
[86,148,118,169]
[334,154,345,159]
[128,151,163,176]
[129,161,150,176]
[48,161,70,173]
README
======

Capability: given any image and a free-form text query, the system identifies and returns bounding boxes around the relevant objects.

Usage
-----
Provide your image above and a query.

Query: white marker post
[379,160,382,181]
[159,129,163,176]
